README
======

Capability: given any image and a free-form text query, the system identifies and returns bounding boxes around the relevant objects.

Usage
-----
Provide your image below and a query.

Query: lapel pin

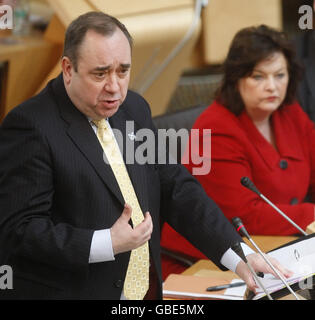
[128,132,137,141]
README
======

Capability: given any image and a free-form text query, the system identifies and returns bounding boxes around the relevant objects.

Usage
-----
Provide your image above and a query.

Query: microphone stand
[231,242,273,300]
[240,176,308,236]
[245,235,300,300]
[232,217,300,300]
[259,193,308,236]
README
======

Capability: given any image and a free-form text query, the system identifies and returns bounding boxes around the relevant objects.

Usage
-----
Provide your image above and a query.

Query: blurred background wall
[0,0,313,121]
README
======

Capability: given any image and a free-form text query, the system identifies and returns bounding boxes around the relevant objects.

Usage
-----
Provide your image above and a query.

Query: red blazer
[161,101,315,264]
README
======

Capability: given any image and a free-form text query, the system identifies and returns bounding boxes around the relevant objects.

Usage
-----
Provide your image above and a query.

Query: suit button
[114,280,123,288]
[290,198,298,205]
[279,159,288,169]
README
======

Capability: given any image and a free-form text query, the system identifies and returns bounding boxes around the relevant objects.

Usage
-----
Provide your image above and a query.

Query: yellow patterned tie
[93,119,149,300]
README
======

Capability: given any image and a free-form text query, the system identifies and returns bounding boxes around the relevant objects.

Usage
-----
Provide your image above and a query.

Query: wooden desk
[182,235,298,275]
[176,235,310,300]
[165,235,303,300]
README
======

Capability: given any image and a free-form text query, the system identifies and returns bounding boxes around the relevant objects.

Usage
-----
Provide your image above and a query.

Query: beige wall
[0,0,284,119]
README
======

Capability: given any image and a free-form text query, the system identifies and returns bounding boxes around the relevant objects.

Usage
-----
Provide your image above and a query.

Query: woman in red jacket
[161,25,315,279]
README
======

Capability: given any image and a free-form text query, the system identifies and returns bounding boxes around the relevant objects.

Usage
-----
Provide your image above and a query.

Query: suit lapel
[51,75,125,206]
[67,120,125,206]
[110,106,149,213]
[51,75,149,212]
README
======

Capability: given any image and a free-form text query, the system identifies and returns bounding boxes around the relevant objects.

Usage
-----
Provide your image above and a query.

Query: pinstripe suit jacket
[0,74,241,299]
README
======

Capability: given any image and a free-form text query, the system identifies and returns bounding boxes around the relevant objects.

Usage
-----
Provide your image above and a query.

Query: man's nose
[104,75,119,92]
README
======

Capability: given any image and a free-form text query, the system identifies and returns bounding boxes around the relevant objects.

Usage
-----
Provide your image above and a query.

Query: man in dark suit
[0,12,290,300]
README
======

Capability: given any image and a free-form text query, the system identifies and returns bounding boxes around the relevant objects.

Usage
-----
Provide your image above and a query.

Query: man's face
[63,28,131,120]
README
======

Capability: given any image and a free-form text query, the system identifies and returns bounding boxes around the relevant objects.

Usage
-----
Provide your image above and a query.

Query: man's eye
[95,73,105,78]
[120,69,129,75]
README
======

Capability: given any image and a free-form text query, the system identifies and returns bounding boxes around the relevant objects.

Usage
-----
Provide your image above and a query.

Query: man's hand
[235,253,293,292]
[110,203,153,255]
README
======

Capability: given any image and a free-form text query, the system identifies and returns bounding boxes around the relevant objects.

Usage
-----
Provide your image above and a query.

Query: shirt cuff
[89,229,115,263]
[220,242,255,272]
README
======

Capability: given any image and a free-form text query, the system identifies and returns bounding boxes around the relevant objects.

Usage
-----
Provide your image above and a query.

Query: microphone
[240,176,308,236]
[232,217,300,300]
[231,242,273,300]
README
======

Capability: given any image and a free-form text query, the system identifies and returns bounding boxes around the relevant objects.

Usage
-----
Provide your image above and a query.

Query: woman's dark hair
[63,11,133,71]
[215,24,302,115]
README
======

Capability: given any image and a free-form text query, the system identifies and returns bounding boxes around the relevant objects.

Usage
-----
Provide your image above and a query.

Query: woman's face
[238,52,289,121]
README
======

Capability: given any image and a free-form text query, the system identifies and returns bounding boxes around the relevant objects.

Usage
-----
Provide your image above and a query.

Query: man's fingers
[121,203,132,221]
[256,255,292,279]
[143,212,153,231]
[121,206,152,238]
[120,206,153,246]
[238,253,294,294]
[235,260,258,292]
[266,257,293,279]
[111,208,153,255]
[134,212,153,240]
[140,212,153,231]
[247,279,258,293]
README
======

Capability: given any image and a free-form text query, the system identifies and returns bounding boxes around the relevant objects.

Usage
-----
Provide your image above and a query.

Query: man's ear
[61,56,73,85]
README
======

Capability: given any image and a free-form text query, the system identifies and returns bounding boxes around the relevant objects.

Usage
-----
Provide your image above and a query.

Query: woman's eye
[276,73,285,79]
[252,74,263,80]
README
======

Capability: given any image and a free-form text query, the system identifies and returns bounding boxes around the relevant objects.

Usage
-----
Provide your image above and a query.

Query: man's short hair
[63,11,133,71]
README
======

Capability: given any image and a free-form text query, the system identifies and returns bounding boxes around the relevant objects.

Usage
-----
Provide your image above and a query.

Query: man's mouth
[100,99,120,108]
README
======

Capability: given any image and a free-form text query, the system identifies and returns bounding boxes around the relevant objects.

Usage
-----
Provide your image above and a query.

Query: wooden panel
[306,221,315,234]
[87,0,192,17]
[0,35,62,119]
[203,0,282,64]
[123,7,200,116]
[44,14,65,44]
[46,0,96,27]
[36,61,61,94]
